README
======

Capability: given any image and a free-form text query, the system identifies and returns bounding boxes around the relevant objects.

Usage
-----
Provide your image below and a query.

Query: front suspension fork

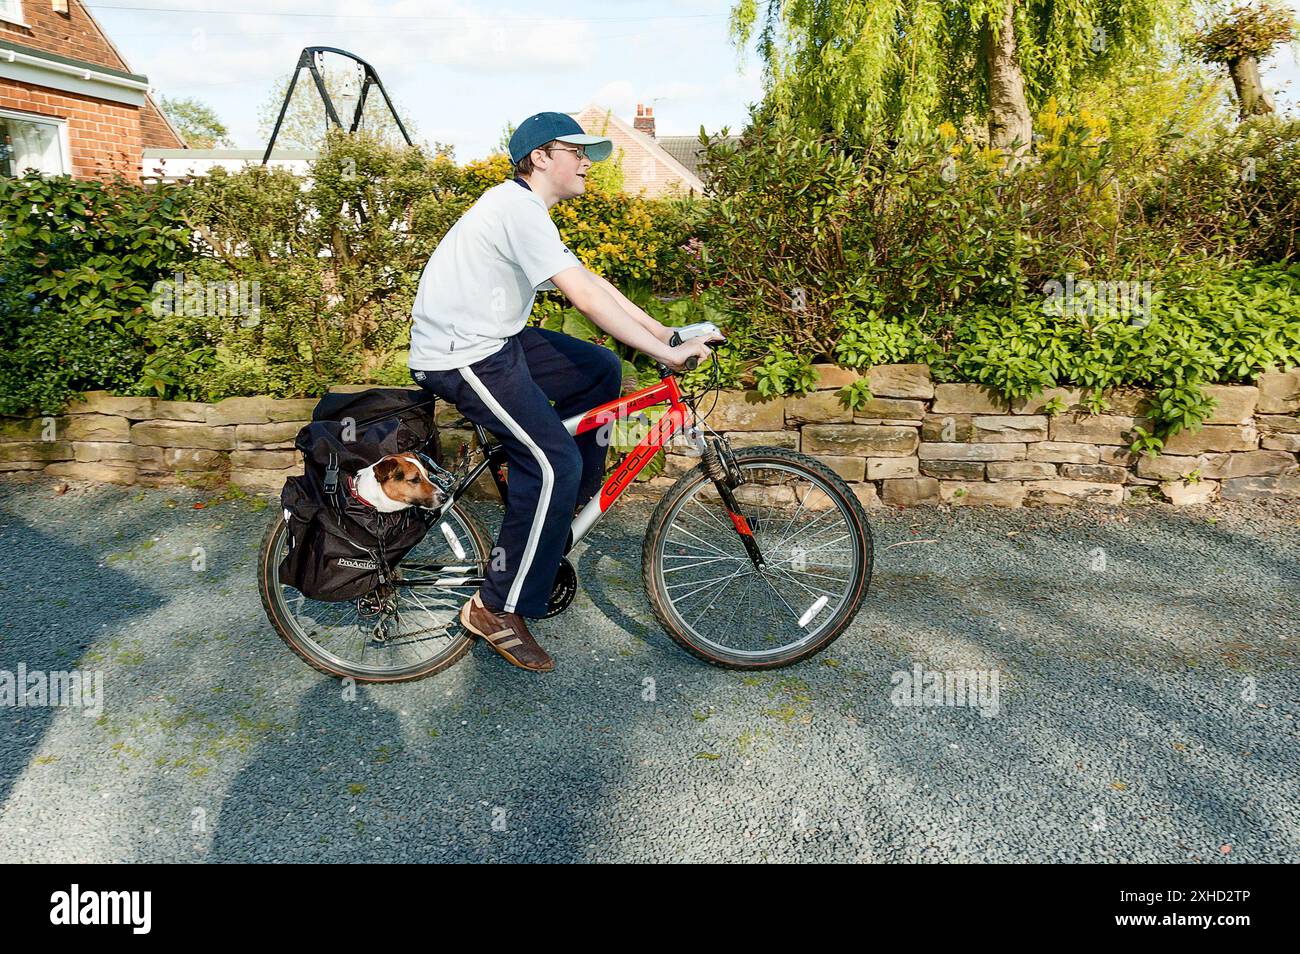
[691,427,765,569]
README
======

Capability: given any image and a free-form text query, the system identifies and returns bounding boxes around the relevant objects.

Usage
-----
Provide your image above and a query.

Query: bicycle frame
[569,374,702,548]
[399,373,713,590]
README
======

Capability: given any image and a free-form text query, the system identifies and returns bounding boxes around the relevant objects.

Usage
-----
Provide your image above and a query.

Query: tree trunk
[983,0,1032,157]
[1227,56,1276,118]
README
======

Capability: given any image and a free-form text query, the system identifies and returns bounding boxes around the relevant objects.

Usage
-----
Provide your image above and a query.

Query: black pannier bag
[278,388,443,602]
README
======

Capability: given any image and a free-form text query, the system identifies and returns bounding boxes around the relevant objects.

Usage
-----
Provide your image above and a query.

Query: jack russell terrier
[347,452,445,512]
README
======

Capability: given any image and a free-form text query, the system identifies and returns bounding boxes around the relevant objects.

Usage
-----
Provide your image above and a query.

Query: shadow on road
[0,499,167,811]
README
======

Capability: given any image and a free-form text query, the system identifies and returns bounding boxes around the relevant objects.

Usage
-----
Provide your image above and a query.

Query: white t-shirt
[408,179,581,370]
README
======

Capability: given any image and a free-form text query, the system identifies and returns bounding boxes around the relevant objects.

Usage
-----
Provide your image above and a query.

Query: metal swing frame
[261,46,414,165]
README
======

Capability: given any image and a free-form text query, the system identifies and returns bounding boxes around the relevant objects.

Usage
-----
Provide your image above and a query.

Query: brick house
[570,103,706,198]
[569,103,742,198]
[0,0,183,180]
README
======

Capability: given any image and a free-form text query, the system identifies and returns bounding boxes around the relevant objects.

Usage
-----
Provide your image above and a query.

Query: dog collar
[342,474,376,509]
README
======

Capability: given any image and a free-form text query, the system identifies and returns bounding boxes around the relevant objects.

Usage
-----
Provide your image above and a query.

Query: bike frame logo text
[890,665,1000,718]
[1,664,103,718]
[50,885,151,934]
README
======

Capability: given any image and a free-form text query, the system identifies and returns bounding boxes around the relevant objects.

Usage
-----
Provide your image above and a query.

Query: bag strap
[344,397,437,432]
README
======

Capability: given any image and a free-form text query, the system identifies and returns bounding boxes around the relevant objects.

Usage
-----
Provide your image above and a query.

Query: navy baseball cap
[509,112,613,165]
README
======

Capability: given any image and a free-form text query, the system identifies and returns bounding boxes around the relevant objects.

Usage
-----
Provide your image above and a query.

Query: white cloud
[585,79,637,115]
[113,0,597,91]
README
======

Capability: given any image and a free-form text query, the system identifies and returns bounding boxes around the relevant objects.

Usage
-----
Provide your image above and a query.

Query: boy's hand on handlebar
[665,337,719,372]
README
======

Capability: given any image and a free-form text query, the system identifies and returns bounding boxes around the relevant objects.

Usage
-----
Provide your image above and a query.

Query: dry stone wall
[2,368,1298,507]
[653,364,1300,508]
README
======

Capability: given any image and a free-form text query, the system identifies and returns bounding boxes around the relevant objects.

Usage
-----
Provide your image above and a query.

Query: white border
[0,45,148,106]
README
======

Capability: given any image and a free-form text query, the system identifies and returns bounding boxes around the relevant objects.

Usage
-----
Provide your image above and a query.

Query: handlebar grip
[684,355,698,371]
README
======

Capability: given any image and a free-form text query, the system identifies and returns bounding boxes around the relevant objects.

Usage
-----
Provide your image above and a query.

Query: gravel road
[1,473,1297,863]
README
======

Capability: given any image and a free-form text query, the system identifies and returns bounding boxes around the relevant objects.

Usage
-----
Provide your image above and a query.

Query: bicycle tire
[641,446,874,669]
[257,502,492,683]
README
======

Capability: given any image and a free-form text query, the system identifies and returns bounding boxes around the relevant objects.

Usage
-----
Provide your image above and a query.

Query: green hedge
[0,131,697,413]
[3,110,1298,459]
[688,108,1300,449]
[0,173,196,414]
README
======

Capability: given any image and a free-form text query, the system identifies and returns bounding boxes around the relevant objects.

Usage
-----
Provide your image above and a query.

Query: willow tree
[1188,2,1297,118]
[730,0,1188,151]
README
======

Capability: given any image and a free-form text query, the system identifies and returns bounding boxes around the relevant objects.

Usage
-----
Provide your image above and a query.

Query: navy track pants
[411,327,622,617]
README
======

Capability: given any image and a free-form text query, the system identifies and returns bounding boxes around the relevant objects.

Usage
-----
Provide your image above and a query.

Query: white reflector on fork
[798,595,828,628]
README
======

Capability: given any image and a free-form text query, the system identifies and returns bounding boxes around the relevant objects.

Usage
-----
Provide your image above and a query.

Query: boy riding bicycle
[408,111,715,673]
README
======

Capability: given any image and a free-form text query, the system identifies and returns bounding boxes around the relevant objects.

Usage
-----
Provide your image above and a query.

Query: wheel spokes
[270,511,482,676]
[656,462,859,660]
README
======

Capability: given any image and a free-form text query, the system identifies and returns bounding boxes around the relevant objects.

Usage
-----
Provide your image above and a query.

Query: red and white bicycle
[258,324,874,679]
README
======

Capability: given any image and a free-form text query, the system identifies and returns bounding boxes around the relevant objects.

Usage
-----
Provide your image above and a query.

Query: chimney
[634,103,656,139]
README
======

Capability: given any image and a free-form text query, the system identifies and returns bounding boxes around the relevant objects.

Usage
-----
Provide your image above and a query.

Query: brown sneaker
[459,591,555,672]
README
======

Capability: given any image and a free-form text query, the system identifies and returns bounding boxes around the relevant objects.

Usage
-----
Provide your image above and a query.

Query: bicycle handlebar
[667,323,725,375]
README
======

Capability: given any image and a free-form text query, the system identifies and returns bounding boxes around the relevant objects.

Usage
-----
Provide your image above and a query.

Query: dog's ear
[373,457,402,484]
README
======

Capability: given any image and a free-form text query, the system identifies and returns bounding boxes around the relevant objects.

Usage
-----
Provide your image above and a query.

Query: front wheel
[642,446,874,669]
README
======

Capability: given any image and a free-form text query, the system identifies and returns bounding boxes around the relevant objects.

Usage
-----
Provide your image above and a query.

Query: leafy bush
[180,131,462,400]
[180,132,698,400]
[694,115,876,356]
[1142,117,1300,263]
[1063,57,1235,193]
[0,172,196,414]
[8,91,1298,455]
[695,107,1172,358]
[689,101,1300,443]
[829,260,1300,445]
[0,132,705,413]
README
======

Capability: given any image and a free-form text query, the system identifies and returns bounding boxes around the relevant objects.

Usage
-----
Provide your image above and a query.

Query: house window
[0,110,70,177]
[0,1,26,27]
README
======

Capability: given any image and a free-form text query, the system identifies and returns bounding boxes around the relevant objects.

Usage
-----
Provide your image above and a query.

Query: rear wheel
[257,503,492,682]
[642,447,873,669]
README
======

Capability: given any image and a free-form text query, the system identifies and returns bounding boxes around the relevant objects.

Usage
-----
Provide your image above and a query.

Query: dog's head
[371,452,444,509]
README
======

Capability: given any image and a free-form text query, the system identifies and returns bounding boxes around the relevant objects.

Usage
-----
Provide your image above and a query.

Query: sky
[86,0,767,160]
[85,0,1300,162]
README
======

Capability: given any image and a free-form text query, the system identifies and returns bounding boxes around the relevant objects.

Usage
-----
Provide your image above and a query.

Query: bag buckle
[323,452,339,495]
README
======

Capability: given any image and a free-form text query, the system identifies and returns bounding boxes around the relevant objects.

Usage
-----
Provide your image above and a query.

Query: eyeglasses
[547,144,588,161]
